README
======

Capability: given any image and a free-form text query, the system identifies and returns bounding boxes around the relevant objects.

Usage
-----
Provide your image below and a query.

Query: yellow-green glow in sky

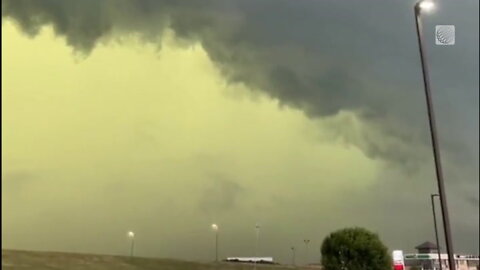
[2,22,380,261]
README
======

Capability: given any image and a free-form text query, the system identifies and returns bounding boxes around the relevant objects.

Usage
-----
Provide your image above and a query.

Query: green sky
[2,0,478,263]
[2,22,382,262]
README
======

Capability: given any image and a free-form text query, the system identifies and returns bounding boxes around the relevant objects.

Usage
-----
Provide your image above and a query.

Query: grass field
[2,250,315,270]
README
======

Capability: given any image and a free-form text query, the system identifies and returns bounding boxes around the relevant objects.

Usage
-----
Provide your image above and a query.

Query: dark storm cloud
[1,0,113,51]
[2,0,478,253]
[2,0,476,173]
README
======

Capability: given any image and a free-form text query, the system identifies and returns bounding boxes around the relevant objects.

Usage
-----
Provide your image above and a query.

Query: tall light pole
[254,223,260,270]
[304,239,310,265]
[414,1,455,269]
[211,224,219,262]
[431,194,443,270]
[291,246,296,266]
[127,231,135,257]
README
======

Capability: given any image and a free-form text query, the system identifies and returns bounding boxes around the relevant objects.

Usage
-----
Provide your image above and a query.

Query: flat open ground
[2,250,316,270]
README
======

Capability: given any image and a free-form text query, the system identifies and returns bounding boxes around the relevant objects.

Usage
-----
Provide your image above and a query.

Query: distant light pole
[319,245,322,265]
[211,224,219,262]
[304,239,310,265]
[414,1,455,269]
[431,194,443,270]
[254,223,260,270]
[291,246,296,266]
[127,231,135,257]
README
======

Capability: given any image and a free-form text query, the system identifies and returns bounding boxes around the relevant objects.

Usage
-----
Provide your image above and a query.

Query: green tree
[321,227,391,270]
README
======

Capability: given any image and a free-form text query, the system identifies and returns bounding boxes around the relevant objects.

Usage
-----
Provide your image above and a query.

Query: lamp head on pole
[416,1,435,12]
[211,223,219,231]
[127,231,135,239]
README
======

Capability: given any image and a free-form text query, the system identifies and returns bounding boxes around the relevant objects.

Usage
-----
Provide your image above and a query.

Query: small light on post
[211,224,219,262]
[127,231,135,257]
[418,1,435,12]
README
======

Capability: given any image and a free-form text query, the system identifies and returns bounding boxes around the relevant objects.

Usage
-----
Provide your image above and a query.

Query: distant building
[415,241,439,254]
[402,241,479,270]
[225,257,274,264]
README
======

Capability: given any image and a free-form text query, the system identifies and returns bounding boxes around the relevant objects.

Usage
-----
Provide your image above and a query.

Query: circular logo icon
[435,26,455,45]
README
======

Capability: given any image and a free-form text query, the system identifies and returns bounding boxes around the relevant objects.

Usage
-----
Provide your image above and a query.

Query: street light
[291,246,296,266]
[318,245,322,265]
[431,194,443,270]
[419,1,435,12]
[414,1,456,269]
[211,224,219,262]
[304,239,310,265]
[127,231,135,257]
[254,223,260,270]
